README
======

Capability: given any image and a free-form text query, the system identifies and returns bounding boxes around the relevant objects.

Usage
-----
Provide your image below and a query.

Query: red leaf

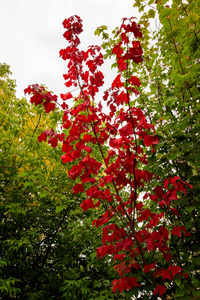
[180,272,189,279]
[24,86,32,94]
[155,268,164,278]
[60,92,73,100]
[83,134,94,142]
[143,135,159,147]
[96,245,115,258]
[113,254,126,262]
[164,176,180,189]
[176,181,187,195]
[163,252,173,262]
[154,186,164,199]
[169,265,182,277]
[103,175,114,183]
[121,32,128,43]
[108,149,116,157]
[62,120,71,129]
[48,136,58,148]
[63,73,71,80]
[117,58,127,72]
[93,71,104,88]
[162,269,172,280]
[128,76,141,87]
[168,189,178,200]
[131,262,140,270]
[61,154,73,163]
[82,177,96,184]
[112,44,123,59]
[80,199,94,211]
[153,285,166,296]
[136,202,144,211]
[57,133,65,142]
[37,132,47,142]
[112,277,140,293]
[115,238,133,252]
[115,91,128,105]
[111,74,123,89]
[169,207,179,216]
[86,186,101,198]
[171,226,182,237]
[149,194,158,202]
[72,183,84,194]
[110,137,123,148]
[104,189,113,202]
[68,165,82,180]
[119,123,133,136]
[92,217,109,228]
[138,209,151,222]
[144,263,155,273]
[43,101,56,113]
[98,101,103,111]
[79,144,92,153]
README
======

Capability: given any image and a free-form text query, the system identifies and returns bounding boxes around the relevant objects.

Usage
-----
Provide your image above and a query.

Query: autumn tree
[23,2,200,298]
[2,0,199,299]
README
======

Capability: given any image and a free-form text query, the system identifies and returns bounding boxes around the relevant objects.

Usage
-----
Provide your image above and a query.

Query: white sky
[0,0,140,99]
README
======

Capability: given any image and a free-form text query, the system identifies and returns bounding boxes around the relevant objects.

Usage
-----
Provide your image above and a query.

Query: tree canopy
[1,0,200,299]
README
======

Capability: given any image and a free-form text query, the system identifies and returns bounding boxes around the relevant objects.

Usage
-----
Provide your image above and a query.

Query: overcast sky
[0,0,140,99]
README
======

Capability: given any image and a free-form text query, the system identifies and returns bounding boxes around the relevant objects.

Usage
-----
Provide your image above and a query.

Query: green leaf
[148,9,156,19]
[55,205,66,213]
[175,276,181,286]
[164,96,177,106]
[160,7,171,18]
[94,25,108,36]
[18,172,28,177]
[185,206,195,213]
[39,192,48,198]
[24,181,33,187]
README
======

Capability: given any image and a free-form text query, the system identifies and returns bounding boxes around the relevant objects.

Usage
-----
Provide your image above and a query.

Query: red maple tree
[25,15,193,299]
